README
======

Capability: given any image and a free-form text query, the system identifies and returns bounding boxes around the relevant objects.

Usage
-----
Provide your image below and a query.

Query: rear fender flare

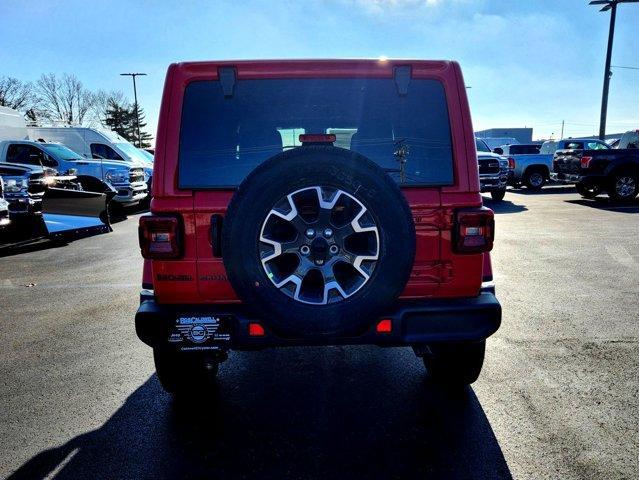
[604,158,639,178]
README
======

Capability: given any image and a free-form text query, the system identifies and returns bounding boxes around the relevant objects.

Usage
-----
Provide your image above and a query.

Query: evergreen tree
[135,106,153,148]
[104,98,136,140]
[103,100,153,147]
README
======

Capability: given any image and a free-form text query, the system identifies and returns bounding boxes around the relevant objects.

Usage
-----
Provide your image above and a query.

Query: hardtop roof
[171,59,457,80]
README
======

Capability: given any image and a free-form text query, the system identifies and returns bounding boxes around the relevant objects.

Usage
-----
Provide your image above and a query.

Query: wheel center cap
[310,237,330,265]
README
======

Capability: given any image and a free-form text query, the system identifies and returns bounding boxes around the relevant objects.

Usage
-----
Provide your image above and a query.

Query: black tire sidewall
[525,171,545,190]
[576,182,600,199]
[153,348,219,394]
[222,146,416,337]
[490,189,506,201]
[422,341,486,386]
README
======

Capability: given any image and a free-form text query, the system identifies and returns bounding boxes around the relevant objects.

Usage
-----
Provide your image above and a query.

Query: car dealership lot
[0,187,637,479]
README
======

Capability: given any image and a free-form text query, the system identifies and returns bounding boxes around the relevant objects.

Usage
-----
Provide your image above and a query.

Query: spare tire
[222,145,415,337]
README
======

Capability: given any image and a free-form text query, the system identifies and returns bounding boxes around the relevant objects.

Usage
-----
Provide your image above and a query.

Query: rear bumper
[135,288,501,350]
[551,172,606,186]
[551,172,581,184]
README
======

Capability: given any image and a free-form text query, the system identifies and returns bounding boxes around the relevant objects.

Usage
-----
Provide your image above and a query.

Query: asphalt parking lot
[0,186,638,480]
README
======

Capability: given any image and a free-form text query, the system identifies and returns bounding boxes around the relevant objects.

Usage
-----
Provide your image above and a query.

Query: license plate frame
[169,314,232,351]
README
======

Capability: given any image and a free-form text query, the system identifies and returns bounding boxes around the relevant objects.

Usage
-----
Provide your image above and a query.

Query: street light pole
[599,1,616,140]
[589,0,638,140]
[120,72,147,147]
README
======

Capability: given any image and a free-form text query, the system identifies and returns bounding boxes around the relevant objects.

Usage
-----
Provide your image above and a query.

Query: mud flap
[42,187,112,236]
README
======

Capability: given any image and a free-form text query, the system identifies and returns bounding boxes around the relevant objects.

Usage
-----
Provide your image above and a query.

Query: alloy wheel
[259,186,380,305]
[615,176,637,199]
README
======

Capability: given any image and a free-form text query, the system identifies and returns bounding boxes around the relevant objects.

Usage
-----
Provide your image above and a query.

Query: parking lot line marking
[604,244,636,269]
[0,283,139,290]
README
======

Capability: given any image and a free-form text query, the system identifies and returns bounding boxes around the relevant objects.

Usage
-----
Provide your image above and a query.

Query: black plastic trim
[135,290,501,350]
[210,214,223,257]
[394,65,411,96]
[218,67,237,97]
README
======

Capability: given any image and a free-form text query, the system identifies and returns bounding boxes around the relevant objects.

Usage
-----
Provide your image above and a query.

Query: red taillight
[454,207,494,254]
[249,322,265,336]
[376,319,392,334]
[138,215,183,259]
[299,134,336,144]
[580,156,593,169]
[508,157,516,169]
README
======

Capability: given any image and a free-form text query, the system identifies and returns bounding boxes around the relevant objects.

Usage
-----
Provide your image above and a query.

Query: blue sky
[1,0,638,141]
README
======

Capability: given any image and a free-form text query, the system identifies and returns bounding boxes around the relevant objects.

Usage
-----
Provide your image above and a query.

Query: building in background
[476,128,533,143]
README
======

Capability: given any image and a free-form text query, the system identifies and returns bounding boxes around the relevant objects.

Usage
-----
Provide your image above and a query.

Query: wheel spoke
[317,206,333,226]
[293,258,314,278]
[281,238,304,255]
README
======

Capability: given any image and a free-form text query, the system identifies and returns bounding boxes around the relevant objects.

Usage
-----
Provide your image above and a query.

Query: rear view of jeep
[136,60,501,394]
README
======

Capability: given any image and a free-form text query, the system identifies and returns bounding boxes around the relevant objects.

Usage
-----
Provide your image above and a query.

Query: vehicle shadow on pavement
[566,198,639,213]
[6,348,512,480]
[508,185,576,195]
[0,227,109,258]
[483,197,527,214]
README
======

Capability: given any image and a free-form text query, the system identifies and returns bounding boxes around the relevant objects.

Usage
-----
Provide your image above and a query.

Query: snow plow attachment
[42,186,115,236]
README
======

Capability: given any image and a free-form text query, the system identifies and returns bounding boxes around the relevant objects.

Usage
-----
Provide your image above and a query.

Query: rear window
[178,78,454,188]
[585,141,610,150]
[540,141,557,155]
[509,144,541,155]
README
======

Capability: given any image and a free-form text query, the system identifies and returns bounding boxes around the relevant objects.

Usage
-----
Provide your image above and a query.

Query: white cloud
[342,0,472,16]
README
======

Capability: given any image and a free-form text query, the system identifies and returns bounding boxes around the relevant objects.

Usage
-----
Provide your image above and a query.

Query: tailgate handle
[210,214,223,257]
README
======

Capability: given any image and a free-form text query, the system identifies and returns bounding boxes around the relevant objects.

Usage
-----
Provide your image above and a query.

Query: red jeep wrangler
[136,59,500,394]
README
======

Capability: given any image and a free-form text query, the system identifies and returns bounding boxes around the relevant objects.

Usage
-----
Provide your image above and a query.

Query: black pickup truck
[552,130,639,202]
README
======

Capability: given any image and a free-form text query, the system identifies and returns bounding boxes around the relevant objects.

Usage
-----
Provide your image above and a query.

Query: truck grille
[129,168,145,183]
[478,158,500,175]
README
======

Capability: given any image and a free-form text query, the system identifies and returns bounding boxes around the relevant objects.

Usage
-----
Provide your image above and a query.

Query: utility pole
[589,1,638,140]
[560,120,565,139]
[120,72,147,147]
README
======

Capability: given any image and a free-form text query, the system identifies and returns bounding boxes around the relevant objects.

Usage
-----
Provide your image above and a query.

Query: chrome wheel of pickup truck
[259,186,380,305]
[611,175,637,202]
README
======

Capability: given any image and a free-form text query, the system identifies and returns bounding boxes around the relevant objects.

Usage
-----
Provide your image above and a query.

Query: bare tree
[90,89,128,127]
[0,76,38,112]
[36,73,97,125]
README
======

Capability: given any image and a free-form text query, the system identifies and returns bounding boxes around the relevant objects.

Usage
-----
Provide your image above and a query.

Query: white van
[26,126,153,168]
[0,106,28,142]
